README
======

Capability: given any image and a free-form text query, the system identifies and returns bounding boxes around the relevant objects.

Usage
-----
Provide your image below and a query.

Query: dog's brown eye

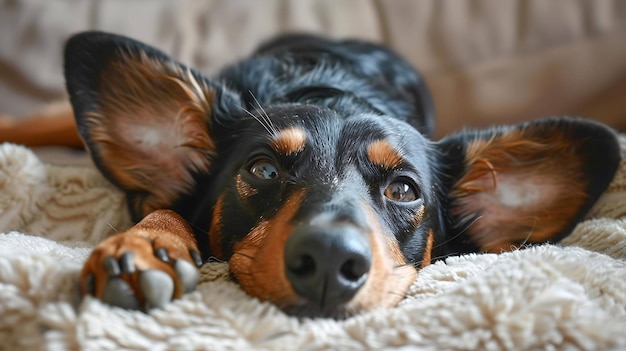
[384,181,418,202]
[249,159,279,180]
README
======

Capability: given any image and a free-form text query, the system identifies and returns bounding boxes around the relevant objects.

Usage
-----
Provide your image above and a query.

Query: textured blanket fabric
[1,140,625,351]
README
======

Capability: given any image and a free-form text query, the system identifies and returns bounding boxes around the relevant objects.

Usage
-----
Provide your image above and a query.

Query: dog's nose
[284,225,372,309]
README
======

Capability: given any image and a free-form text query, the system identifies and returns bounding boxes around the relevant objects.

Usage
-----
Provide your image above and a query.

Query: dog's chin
[279,301,363,320]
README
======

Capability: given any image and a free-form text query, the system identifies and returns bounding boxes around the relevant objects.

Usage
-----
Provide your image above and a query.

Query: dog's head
[65,32,621,318]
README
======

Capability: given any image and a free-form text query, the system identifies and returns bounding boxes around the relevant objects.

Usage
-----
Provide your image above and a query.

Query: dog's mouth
[229,258,416,319]
[279,300,364,320]
[214,191,417,319]
[226,270,363,319]
[226,192,418,318]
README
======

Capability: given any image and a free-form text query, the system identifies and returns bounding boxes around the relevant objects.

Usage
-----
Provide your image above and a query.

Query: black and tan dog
[64,32,620,318]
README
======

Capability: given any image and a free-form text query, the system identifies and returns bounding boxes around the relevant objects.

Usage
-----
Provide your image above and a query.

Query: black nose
[284,225,372,309]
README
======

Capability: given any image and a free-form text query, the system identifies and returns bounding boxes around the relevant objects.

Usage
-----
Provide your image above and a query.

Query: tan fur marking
[81,210,199,302]
[208,194,226,260]
[235,174,258,200]
[86,52,216,217]
[367,140,404,169]
[412,205,425,227]
[228,191,306,306]
[230,194,418,314]
[420,230,434,268]
[452,129,588,252]
[349,205,417,311]
[271,127,306,156]
[385,235,408,267]
[133,210,197,247]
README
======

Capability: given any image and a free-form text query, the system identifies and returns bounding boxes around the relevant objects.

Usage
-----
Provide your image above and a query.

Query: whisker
[386,290,409,299]
[206,256,227,263]
[181,220,212,237]
[388,271,418,281]
[249,90,278,136]
[392,263,417,270]
[232,271,252,277]
[106,222,119,233]
[232,251,255,260]
[428,253,453,261]
[240,105,273,135]
[245,91,266,119]
[432,215,483,250]
[517,216,540,247]
[384,281,412,300]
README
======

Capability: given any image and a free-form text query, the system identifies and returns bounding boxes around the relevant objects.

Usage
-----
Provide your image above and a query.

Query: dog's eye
[249,159,280,180]
[384,180,419,202]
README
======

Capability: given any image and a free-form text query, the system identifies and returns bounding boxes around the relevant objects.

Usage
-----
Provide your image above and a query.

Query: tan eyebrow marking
[367,139,404,169]
[271,127,306,155]
[235,174,258,199]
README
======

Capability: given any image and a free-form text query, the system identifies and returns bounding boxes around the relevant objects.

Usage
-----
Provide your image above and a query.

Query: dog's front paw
[80,226,203,310]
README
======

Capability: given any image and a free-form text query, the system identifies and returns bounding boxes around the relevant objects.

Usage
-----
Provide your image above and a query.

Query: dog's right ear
[64,32,241,220]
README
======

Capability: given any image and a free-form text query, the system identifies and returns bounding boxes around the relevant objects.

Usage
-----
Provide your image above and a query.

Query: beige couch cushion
[1,0,625,138]
[378,0,626,137]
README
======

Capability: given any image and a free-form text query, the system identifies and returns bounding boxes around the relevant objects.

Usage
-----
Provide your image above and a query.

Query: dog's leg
[80,210,203,310]
[0,101,83,148]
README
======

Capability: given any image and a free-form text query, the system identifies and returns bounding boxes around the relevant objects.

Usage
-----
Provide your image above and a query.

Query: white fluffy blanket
[1,141,625,351]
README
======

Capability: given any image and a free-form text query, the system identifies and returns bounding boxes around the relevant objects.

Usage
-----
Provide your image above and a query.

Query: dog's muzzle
[284,220,372,310]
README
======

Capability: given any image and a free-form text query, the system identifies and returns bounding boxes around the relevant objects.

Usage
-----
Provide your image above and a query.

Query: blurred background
[1,0,625,143]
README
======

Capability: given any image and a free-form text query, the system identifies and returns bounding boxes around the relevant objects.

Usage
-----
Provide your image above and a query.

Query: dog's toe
[102,277,141,310]
[190,249,203,268]
[119,252,136,273]
[175,258,200,293]
[84,273,96,295]
[140,270,174,309]
[155,247,171,263]
[81,229,201,311]
[103,256,122,276]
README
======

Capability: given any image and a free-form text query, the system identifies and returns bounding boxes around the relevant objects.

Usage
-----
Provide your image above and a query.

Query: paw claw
[190,249,203,268]
[119,252,136,274]
[102,277,141,310]
[175,259,200,293]
[140,270,174,310]
[103,256,121,276]
[84,274,96,295]
[84,229,200,311]
[155,247,170,263]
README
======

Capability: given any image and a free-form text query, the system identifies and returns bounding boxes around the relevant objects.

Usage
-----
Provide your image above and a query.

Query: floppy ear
[64,31,241,220]
[437,117,621,254]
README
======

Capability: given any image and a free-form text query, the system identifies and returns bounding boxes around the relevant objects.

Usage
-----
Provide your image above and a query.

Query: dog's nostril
[288,254,316,277]
[340,258,368,282]
[284,225,372,309]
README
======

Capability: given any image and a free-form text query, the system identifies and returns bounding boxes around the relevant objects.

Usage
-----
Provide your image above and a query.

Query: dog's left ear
[64,32,241,220]
[437,117,621,253]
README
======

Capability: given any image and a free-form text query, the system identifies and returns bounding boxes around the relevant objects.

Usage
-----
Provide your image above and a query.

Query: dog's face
[65,32,621,318]
[200,106,437,316]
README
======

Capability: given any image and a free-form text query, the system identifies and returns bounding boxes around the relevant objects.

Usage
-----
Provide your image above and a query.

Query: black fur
[64,32,621,316]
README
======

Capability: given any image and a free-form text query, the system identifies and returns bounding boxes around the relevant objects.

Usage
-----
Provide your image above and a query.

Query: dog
[63,31,621,318]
